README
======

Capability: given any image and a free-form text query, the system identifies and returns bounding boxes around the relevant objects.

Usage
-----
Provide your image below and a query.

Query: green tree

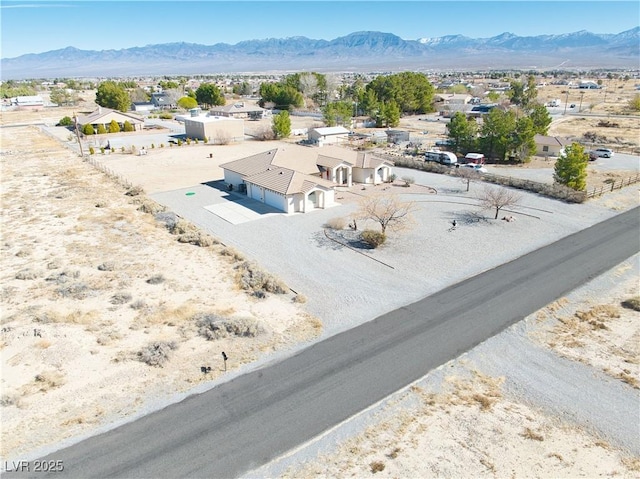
[195,83,225,108]
[322,101,354,127]
[375,101,400,128]
[177,96,198,109]
[508,75,537,109]
[528,103,552,135]
[232,81,252,96]
[108,120,120,133]
[510,116,536,162]
[83,124,95,135]
[258,83,303,110]
[486,91,501,102]
[554,143,588,191]
[359,88,379,118]
[158,80,179,90]
[367,72,435,114]
[272,110,291,139]
[58,116,73,127]
[50,87,79,106]
[97,124,107,135]
[95,81,131,112]
[479,108,516,162]
[446,112,478,154]
[123,121,134,132]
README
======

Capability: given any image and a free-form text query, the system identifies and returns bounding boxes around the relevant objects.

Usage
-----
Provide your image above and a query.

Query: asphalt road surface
[8,207,639,479]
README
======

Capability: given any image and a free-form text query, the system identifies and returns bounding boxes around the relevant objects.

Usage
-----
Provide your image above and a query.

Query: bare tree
[455,167,481,192]
[299,73,319,101]
[357,195,415,234]
[477,186,521,219]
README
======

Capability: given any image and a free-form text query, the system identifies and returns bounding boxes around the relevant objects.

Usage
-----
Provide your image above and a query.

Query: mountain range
[2,28,638,79]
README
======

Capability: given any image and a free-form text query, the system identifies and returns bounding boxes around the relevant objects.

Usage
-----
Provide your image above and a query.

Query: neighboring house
[77,107,144,132]
[579,81,600,90]
[12,95,44,108]
[209,102,268,120]
[220,148,335,213]
[177,113,244,142]
[308,126,350,146]
[131,102,155,112]
[434,94,473,105]
[151,92,174,109]
[386,130,410,144]
[534,134,571,157]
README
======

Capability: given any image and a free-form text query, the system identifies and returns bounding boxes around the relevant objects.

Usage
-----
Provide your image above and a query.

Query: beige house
[77,107,144,132]
[534,134,571,157]
[220,147,335,214]
[308,126,350,146]
[209,102,268,119]
[220,144,395,213]
[180,114,244,143]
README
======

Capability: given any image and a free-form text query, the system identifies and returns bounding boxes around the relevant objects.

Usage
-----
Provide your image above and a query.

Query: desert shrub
[97,261,116,271]
[137,341,178,367]
[0,393,22,407]
[159,112,173,119]
[177,139,183,146]
[360,230,386,248]
[130,299,147,310]
[58,116,73,127]
[401,175,415,187]
[34,371,66,391]
[15,269,39,280]
[292,294,308,304]
[146,274,165,285]
[135,198,166,215]
[56,282,93,299]
[195,313,261,340]
[100,147,105,154]
[370,461,386,473]
[621,296,640,312]
[387,173,397,183]
[83,124,94,135]
[154,211,178,230]
[125,185,145,197]
[325,217,347,230]
[177,231,216,247]
[46,260,61,270]
[219,247,245,262]
[235,261,288,295]
[110,292,132,305]
[46,269,80,284]
[88,146,95,155]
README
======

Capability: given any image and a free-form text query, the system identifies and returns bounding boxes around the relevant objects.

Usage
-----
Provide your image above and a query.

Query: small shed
[308,126,349,146]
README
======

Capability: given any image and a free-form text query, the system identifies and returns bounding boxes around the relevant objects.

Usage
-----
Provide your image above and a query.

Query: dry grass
[521,427,545,441]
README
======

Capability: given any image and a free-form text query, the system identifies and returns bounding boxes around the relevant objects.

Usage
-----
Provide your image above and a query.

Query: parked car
[461,163,487,173]
[590,148,614,158]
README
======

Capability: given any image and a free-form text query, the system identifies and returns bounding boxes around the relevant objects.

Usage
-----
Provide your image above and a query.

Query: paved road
[11,207,639,479]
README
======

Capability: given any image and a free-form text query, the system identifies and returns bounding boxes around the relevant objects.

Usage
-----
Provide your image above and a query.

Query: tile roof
[77,107,143,125]
[246,167,333,195]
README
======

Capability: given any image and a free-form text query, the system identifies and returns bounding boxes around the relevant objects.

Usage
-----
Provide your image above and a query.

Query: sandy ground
[0,125,321,460]
[1,91,639,476]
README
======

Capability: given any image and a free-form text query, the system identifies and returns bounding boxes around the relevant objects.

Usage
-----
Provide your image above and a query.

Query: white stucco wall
[223,170,245,190]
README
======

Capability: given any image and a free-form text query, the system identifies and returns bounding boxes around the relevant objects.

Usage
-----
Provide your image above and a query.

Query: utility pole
[563,90,569,115]
[73,112,84,157]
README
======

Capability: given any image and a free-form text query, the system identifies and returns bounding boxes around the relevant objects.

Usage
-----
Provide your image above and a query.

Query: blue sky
[1,1,638,59]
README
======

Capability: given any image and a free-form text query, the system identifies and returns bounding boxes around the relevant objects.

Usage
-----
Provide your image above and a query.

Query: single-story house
[309,145,394,186]
[77,107,144,132]
[534,134,571,157]
[12,96,44,108]
[131,102,155,112]
[220,148,335,213]
[179,114,244,143]
[209,102,268,120]
[434,94,473,105]
[308,126,350,146]
[151,93,175,109]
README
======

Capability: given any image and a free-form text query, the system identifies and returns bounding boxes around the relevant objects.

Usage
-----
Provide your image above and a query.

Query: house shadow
[199,180,283,218]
